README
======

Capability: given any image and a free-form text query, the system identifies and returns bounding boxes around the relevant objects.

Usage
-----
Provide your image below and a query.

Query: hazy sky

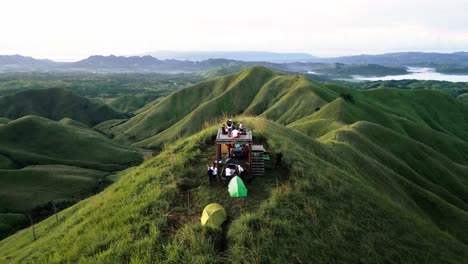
[1,0,467,60]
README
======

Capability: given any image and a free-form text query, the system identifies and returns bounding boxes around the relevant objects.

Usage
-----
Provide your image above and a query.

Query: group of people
[221,119,247,138]
[208,162,245,186]
[225,163,244,178]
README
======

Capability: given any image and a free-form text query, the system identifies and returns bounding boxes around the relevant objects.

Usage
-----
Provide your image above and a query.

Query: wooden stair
[251,156,265,176]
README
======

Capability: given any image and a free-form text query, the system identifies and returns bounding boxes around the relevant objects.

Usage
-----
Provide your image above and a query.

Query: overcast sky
[1,0,467,60]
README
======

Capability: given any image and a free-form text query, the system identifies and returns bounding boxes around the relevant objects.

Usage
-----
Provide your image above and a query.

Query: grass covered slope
[107,66,336,147]
[108,93,158,114]
[106,66,468,150]
[0,165,109,212]
[0,88,127,126]
[0,115,142,171]
[0,165,111,240]
[108,66,278,145]
[0,116,142,239]
[1,118,467,263]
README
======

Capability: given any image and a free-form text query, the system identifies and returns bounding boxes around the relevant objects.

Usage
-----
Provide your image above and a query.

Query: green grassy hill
[105,66,468,149]
[1,67,467,263]
[0,116,467,263]
[107,66,278,146]
[0,115,143,239]
[0,115,142,171]
[58,118,89,128]
[458,93,468,103]
[108,94,159,114]
[0,165,110,239]
[0,88,127,126]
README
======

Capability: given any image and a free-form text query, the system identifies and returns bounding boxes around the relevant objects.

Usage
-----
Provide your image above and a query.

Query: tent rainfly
[228,176,248,197]
[201,203,227,227]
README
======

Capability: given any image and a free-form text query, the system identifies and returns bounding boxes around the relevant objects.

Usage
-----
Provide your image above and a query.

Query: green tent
[201,203,227,227]
[228,176,248,197]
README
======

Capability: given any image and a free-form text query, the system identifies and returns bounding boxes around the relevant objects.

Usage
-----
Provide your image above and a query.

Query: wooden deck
[215,128,253,144]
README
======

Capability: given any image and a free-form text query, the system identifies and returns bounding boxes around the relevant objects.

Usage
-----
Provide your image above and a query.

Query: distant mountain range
[140,51,318,62]
[1,52,468,75]
[323,51,468,66]
[139,51,468,66]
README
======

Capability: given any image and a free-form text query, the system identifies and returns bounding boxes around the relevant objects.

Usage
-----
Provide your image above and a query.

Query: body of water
[353,67,468,82]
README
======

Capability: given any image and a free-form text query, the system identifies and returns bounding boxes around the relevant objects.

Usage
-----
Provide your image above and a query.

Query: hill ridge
[0,88,127,126]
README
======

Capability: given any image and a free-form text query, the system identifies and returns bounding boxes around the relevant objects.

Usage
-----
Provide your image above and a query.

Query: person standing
[207,165,214,186]
[227,119,233,137]
[212,162,218,180]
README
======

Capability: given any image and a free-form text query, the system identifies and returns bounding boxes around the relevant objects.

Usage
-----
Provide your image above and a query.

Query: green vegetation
[57,118,89,128]
[346,79,468,98]
[1,66,467,263]
[313,63,408,77]
[0,117,9,124]
[106,66,279,146]
[0,88,127,126]
[458,93,468,103]
[1,114,467,262]
[436,65,468,74]
[0,165,110,239]
[0,72,205,102]
[197,65,247,79]
[0,115,143,238]
[108,94,159,114]
[0,115,142,170]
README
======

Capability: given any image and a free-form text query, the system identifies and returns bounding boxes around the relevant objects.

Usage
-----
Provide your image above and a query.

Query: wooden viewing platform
[215,128,253,174]
[215,128,253,144]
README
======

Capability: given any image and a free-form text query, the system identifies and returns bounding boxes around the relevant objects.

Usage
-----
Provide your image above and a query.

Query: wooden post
[216,144,221,174]
[248,143,252,174]
[28,214,36,241]
[52,200,58,223]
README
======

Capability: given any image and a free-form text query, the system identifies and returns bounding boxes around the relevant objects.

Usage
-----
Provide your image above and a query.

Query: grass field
[0,67,467,263]
[0,165,110,239]
[0,117,467,263]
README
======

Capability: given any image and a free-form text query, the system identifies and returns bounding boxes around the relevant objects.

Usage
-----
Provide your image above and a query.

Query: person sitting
[225,166,234,178]
[237,164,244,176]
[232,128,239,138]
[221,124,228,135]
[239,122,247,135]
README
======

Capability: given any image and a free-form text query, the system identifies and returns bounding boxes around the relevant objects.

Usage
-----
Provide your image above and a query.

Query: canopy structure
[201,203,227,227]
[228,176,248,197]
[215,128,253,174]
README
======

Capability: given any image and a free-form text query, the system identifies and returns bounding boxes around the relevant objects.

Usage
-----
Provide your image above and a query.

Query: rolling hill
[105,66,468,149]
[0,66,467,263]
[0,88,127,126]
[0,115,467,262]
[0,115,141,170]
[0,115,143,239]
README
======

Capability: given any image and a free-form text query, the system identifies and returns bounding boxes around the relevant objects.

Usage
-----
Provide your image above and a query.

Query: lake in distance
[353,67,468,82]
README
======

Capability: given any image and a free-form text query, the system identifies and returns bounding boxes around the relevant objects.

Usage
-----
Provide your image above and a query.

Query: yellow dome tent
[201,203,227,228]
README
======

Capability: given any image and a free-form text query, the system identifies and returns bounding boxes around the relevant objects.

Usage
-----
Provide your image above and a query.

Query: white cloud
[0,0,467,59]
